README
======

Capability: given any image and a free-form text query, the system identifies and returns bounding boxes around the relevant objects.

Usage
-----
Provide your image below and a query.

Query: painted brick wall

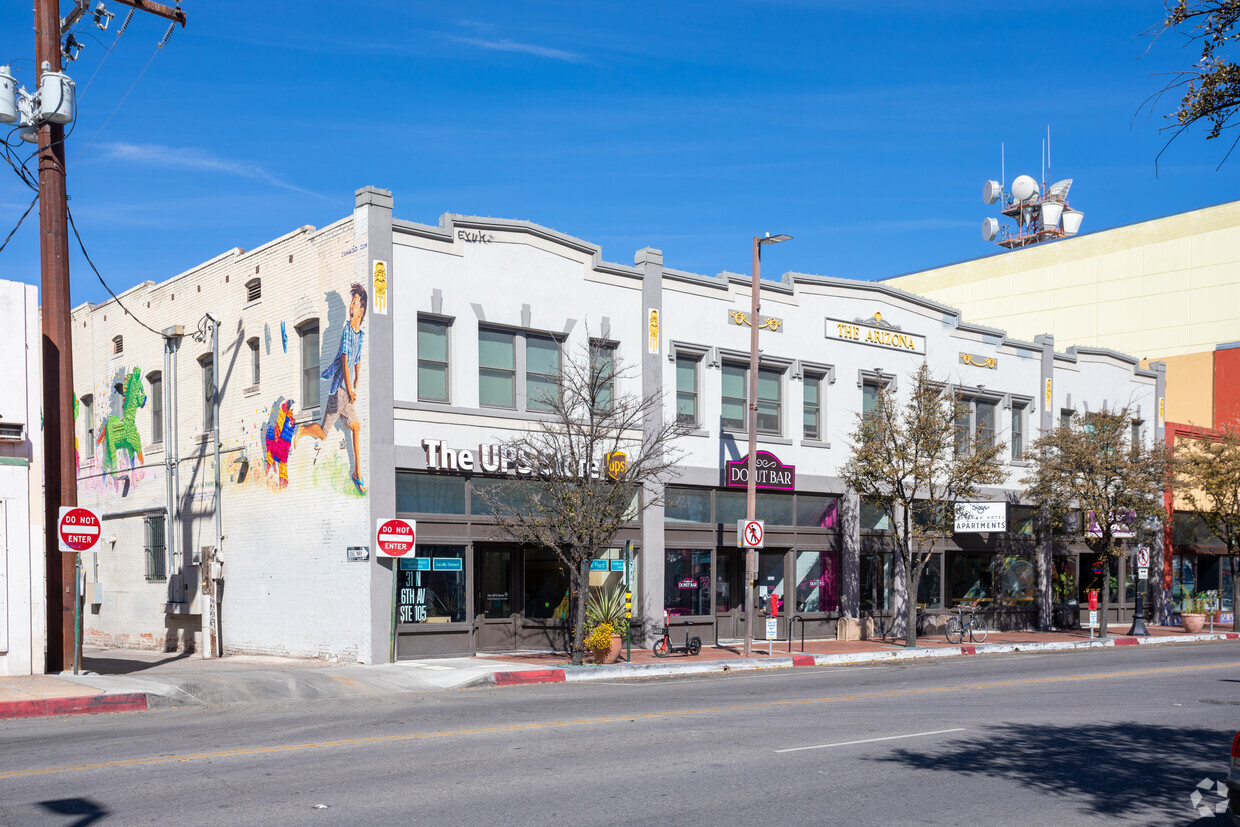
[73,217,375,660]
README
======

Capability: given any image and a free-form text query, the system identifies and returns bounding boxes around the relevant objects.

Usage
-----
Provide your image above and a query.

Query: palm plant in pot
[1180,592,1214,634]
[585,586,627,664]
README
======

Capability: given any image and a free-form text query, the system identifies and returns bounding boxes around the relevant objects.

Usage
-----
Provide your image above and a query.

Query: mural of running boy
[295,282,367,494]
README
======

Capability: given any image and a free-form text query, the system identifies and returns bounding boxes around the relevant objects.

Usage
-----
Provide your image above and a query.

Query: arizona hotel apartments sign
[825,315,926,355]
[954,502,1007,533]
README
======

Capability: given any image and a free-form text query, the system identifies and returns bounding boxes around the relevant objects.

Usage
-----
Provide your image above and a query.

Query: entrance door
[757,551,787,639]
[474,549,517,652]
[714,549,746,640]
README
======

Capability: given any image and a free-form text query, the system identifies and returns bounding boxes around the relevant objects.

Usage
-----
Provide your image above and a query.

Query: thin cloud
[446,35,588,63]
[99,142,332,201]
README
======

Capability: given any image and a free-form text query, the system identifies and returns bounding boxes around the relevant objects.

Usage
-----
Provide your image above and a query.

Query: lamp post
[745,233,791,658]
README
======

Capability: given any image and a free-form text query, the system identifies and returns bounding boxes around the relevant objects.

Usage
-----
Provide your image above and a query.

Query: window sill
[801,438,832,449]
[243,385,261,398]
[1008,459,1031,467]
[417,396,452,405]
[719,429,793,446]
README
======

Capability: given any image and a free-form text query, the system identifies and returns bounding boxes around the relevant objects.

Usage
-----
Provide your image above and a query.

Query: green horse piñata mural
[98,367,147,469]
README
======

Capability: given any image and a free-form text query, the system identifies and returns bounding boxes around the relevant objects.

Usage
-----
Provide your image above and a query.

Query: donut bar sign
[725,451,796,491]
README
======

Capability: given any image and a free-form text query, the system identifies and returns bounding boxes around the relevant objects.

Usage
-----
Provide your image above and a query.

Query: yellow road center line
[1,659,1235,780]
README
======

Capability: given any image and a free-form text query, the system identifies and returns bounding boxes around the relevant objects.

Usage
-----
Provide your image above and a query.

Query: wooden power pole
[34,0,185,673]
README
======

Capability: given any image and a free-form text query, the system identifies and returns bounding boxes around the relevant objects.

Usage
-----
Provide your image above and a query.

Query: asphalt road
[1,643,1238,826]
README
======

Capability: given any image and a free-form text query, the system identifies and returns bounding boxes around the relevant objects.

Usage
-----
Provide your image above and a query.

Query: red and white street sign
[1137,547,1150,568]
[375,518,416,557]
[58,506,101,553]
[739,519,765,549]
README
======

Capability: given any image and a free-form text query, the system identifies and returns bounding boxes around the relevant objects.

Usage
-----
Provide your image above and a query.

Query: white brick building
[70,188,1166,662]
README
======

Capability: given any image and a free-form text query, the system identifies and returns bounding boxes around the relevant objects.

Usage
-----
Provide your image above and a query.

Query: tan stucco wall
[1159,351,1214,428]
[885,200,1240,361]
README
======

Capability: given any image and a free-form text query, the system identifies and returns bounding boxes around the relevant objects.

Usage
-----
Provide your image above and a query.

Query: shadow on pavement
[38,798,109,827]
[873,721,1235,822]
[81,650,193,675]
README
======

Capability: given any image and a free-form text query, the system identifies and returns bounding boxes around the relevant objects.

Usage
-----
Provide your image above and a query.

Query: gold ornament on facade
[728,310,782,331]
[648,309,659,354]
[372,260,388,314]
[960,353,997,369]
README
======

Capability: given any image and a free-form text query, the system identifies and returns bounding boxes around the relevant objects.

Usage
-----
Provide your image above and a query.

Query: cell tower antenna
[1047,125,1052,184]
[1001,142,1005,189]
[1041,139,1045,191]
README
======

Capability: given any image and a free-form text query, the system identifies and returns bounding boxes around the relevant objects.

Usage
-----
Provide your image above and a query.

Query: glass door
[474,548,517,652]
[714,549,745,640]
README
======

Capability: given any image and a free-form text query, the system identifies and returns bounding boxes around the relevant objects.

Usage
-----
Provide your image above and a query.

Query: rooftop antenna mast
[980,127,1082,248]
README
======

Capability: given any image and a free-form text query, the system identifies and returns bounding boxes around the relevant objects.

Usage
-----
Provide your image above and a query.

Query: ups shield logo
[605,451,627,481]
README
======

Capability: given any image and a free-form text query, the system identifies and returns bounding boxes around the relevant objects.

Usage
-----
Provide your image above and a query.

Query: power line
[0,193,39,254]
[64,200,162,337]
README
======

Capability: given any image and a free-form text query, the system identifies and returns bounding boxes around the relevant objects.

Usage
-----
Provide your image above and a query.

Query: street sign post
[1129,546,1152,637]
[57,506,101,553]
[375,518,416,557]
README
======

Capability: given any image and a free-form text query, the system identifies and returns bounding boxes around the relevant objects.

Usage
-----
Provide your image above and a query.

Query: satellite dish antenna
[982,180,1003,205]
[1047,178,1073,203]
[1011,174,1039,202]
[982,217,1000,241]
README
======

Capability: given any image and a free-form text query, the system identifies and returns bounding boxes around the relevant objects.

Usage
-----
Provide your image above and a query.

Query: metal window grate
[246,277,261,303]
[112,334,123,355]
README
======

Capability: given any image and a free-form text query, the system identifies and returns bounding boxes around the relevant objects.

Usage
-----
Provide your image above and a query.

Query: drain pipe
[206,312,221,659]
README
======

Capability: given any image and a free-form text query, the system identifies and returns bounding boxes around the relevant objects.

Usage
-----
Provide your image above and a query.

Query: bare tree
[1022,408,1173,637]
[1142,0,1240,168]
[840,363,1007,648]
[1175,427,1240,631]
[475,336,688,666]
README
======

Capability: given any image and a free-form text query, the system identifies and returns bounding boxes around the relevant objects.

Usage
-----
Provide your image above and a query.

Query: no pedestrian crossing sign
[1137,547,1150,568]
[58,506,101,553]
[738,519,765,549]
[375,518,416,557]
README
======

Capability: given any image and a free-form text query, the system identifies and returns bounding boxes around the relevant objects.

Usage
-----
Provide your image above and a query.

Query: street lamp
[745,232,791,658]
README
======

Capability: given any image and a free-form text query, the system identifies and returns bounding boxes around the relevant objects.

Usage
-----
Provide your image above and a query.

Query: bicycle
[945,603,988,644]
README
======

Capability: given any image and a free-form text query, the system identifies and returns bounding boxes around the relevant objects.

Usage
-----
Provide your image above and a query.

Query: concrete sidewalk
[1,627,1236,720]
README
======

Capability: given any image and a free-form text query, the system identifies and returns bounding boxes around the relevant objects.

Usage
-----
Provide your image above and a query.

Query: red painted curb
[1114,638,1139,646]
[791,655,815,667]
[493,669,566,686]
[0,693,149,720]
[1226,634,1239,640]
[960,646,976,655]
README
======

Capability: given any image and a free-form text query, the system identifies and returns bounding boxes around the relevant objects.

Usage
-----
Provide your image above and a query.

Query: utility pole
[33,0,185,673]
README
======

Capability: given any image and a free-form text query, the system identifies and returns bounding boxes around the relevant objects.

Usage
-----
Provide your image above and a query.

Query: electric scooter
[652,611,702,657]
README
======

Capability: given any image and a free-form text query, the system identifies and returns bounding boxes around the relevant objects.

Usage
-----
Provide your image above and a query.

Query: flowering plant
[584,622,615,651]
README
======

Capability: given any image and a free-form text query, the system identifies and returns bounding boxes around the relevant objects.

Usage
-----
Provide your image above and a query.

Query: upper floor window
[955,395,1000,455]
[418,317,451,403]
[803,372,823,441]
[721,363,782,435]
[862,379,883,417]
[112,334,123,355]
[676,356,699,426]
[1011,404,1024,461]
[248,337,260,387]
[200,355,215,432]
[148,371,163,444]
[246,277,261,303]
[589,341,616,413]
[1060,409,1074,429]
[299,320,320,409]
[526,334,562,412]
[479,328,516,409]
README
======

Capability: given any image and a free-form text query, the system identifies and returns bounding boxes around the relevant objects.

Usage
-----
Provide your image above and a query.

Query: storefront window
[949,552,993,606]
[1172,554,1195,606]
[666,487,711,523]
[524,548,570,619]
[916,553,942,608]
[1078,554,1118,603]
[471,479,536,516]
[1053,557,1077,605]
[665,549,711,616]
[590,547,637,594]
[1008,506,1036,536]
[397,546,466,624]
[1224,559,1235,612]
[997,555,1035,606]
[860,552,891,612]
[757,553,785,611]
[396,473,467,514]
[794,550,840,613]
[796,496,839,529]
[860,500,891,531]
[716,491,794,526]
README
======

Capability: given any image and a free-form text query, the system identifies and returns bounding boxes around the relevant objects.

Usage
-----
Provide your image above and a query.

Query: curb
[478,632,1240,687]
[0,692,149,720]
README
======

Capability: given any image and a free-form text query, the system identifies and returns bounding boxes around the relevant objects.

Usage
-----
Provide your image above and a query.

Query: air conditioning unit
[0,422,24,442]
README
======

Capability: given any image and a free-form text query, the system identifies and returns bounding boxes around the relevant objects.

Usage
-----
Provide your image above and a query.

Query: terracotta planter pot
[593,634,623,665]
[1181,613,1205,634]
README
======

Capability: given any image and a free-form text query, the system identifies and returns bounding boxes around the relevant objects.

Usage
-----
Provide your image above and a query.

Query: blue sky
[2,1,1238,306]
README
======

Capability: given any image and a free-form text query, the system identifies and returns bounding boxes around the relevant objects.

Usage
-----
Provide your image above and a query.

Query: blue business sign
[589,560,608,572]
[433,557,463,572]
[399,557,430,571]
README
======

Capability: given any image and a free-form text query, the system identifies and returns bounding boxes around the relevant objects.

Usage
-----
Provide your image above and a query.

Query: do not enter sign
[58,506,101,553]
[375,518,416,557]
